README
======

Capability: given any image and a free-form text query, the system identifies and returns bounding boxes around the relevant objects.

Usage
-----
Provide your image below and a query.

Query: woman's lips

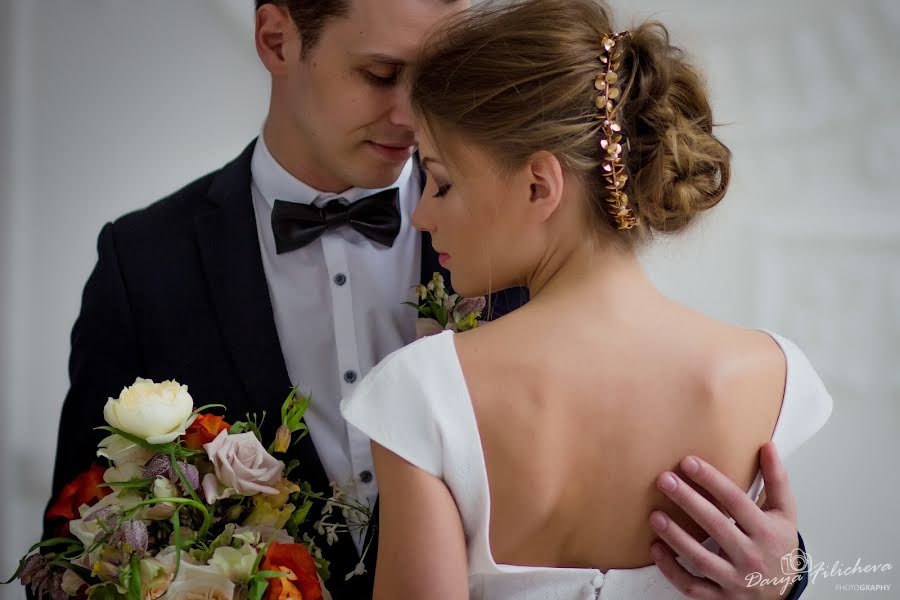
[368,141,413,163]
[438,253,450,267]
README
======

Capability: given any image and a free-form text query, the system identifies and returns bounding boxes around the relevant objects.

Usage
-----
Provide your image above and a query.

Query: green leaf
[192,403,227,415]
[171,509,183,582]
[247,578,270,600]
[88,582,126,600]
[126,553,142,600]
[285,499,313,537]
[94,426,178,456]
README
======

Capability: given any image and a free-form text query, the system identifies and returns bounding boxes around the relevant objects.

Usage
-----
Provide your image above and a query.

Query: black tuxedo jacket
[43,140,808,599]
[43,140,527,599]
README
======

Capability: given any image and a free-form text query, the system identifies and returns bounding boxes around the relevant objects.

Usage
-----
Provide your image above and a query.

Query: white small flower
[345,561,368,581]
[326,524,339,546]
[208,543,258,583]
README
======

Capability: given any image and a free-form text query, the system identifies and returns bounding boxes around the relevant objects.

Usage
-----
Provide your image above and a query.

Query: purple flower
[20,556,66,600]
[109,520,149,554]
[142,454,200,494]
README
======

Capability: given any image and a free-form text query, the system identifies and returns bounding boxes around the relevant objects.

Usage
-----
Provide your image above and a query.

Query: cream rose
[156,560,234,600]
[201,431,284,504]
[103,378,196,444]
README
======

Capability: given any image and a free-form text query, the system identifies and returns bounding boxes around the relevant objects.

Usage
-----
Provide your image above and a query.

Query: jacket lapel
[193,141,372,596]
[193,140,293,416]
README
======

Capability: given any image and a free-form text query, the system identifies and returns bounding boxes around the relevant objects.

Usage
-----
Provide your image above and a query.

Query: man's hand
[649,442,803,599]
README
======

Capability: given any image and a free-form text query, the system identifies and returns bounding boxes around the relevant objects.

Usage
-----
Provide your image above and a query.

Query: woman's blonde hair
[409,0,731,244]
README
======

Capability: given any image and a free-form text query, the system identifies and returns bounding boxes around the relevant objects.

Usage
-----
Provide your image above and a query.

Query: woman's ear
[526,151,565,223]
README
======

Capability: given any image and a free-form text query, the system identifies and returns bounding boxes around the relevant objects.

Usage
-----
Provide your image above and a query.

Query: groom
[43,1,809,598]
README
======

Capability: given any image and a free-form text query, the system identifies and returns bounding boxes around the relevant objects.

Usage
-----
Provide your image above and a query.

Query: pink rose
[201,431,284,504]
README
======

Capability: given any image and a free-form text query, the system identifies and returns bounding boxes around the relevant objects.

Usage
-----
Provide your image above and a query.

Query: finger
[650,542,722,600]
[676,456,770,538]
[649,510,735,586]
[758,442,797,521]
[656,471,750,555]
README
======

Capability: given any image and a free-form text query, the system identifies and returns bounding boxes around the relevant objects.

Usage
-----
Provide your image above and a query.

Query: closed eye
[434,184,452,198]
[364,69,399,87]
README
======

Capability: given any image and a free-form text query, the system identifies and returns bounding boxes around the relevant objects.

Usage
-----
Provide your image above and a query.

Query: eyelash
[364,71,399,87]
[434,184,452,198]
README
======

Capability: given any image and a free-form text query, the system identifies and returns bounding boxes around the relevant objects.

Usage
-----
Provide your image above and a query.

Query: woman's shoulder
[340,331,463,477]
[700,325,832,472]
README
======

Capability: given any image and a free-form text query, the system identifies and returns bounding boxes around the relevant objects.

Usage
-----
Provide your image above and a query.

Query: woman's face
[412,128,535,298]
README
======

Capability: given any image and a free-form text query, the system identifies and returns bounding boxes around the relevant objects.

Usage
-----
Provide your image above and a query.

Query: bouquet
[6,378,370,600]
[408,272,487,339]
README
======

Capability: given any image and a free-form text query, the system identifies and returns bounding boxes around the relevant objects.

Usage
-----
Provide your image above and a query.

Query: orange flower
[260,543,323,600]
[182,413,230,450]
[46,463,111,525]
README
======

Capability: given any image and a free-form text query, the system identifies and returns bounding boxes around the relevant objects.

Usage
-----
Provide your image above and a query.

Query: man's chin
[349,155,410,189]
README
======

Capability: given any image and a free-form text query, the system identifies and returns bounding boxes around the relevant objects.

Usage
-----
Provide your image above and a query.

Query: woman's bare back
[454,299,787,570]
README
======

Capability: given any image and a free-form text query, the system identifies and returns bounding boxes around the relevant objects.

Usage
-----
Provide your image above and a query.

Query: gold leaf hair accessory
[595,31,637,231]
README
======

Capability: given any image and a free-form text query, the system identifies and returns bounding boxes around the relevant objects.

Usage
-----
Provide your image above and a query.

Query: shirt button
[592,573,605,588]
[359,470,374,484]
[333,273,347,286]
[343,370,358,384]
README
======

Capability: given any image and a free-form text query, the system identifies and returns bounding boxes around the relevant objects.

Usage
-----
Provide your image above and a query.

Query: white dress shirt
[249,134,422,553]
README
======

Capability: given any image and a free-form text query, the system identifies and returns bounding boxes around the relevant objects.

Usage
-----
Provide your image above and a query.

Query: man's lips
[368,141,414,162]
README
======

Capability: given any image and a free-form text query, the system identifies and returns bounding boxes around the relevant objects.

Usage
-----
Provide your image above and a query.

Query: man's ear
[526,151,565,223]
[256,4,296,76]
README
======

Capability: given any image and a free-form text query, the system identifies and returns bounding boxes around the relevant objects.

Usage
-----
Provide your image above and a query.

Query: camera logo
[782,549,810,575]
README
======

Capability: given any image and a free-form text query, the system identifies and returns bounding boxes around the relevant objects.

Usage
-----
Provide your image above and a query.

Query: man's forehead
[340,0,464,62]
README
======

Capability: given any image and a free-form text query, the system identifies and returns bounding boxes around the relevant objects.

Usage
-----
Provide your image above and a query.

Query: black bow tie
[271,188,401,254]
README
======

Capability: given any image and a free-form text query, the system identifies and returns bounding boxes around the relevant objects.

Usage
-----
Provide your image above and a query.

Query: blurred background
[1,0,898,598]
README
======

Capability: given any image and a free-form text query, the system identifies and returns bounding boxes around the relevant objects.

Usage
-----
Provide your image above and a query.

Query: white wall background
[1,1,897,598]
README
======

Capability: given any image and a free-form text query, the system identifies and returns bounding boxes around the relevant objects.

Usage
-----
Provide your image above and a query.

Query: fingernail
[650,543,665,560]
[683,456,700,475]
[650,511,668,531]
[659,472,678,492]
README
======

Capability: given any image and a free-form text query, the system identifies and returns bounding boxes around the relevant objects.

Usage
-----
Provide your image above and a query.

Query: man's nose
[389,87,416,131]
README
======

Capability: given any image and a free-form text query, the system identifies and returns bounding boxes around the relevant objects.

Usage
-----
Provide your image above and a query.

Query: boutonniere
[407,272,487,339]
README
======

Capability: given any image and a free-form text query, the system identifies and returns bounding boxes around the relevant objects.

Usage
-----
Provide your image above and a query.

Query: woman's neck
[524,237,661,316]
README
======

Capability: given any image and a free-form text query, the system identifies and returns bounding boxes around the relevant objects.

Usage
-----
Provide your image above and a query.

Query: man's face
[273,0,464,191]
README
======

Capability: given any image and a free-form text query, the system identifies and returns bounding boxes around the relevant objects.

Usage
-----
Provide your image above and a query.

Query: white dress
[340,330,832,599]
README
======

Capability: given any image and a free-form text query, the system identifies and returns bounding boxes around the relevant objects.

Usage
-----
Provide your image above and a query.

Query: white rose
[103,378,196,444]
[208,543,258,583]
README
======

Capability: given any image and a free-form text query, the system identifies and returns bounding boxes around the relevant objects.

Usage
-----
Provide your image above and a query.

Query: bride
[342,0,832,598]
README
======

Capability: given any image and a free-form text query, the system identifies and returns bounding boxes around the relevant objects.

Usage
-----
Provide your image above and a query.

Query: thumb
[759,441,797,521]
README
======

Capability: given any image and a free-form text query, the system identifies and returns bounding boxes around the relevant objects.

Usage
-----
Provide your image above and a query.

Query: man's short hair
[255,0,351,58]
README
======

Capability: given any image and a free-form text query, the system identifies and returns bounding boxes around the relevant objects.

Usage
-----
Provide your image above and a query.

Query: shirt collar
[251,132,414,207]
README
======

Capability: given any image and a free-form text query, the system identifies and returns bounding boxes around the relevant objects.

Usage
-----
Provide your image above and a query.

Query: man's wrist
[781,531,809,600]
